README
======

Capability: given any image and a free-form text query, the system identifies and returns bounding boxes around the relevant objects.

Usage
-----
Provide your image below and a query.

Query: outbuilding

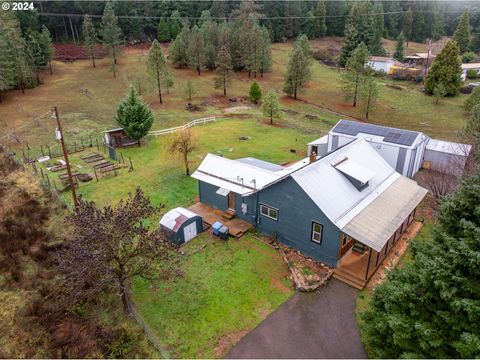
[103,128,138,148]
[159,207,203,245]
[366,56,401,74]
[461,63,480,80]
[424,139,472,176]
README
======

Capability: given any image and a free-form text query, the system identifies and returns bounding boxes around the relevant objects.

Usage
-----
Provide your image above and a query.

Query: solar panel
[332,120,420,146]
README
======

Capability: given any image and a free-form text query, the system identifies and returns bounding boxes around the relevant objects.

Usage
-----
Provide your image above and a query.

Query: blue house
[191,139,427,288]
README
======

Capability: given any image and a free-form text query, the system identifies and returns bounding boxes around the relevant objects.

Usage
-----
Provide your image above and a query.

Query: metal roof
[160,207,199,232]
[426,138,472,156]
[333,158,376,185]
[342,176,427,252]
[307,135,329,145]
[461,63,480,70]
[292,139,399,227]
[331,120,423,147]
[191,154,285,195]
[235,157,285,172]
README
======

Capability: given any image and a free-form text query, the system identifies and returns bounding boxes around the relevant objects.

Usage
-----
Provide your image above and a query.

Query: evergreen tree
[187,25,206,75]
[147,39,169,104]
[301,10,316,40]
[115,86,154,146]
[465,104,480,143]
[296,34,312,64]
[453,10,471,54]
[433,83,446,104]
[464,86,480,112]
[169,10,182,39]
[213,45,233,96]
[362,168,480,358]
[183,79,196,101]
[369,3,386,56]
[425,41,462,96]
[199,11,219,70]
[359,75,379,119]
[340,42,369,107]
[262,90,281,124]
[0,33,16,101]
[313,1,327,38]
[249,80,262,103]
[257,26,272,77]
[283,43,311,100]
[101,2,122,77]
[339,2,375,67]
[403,7,413,48]
[25,31,44,85]
[82,15,97,68]
[38,25,54,75]
[393,32,405,62]
[157,18,171,42]
[412,9,426,42]
[326,1,347,37]
[169,20,190,68]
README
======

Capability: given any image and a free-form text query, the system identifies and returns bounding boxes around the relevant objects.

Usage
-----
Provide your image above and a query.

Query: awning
[341,176,427,252]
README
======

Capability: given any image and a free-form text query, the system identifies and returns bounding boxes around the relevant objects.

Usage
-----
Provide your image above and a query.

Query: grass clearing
[132,232,294,358]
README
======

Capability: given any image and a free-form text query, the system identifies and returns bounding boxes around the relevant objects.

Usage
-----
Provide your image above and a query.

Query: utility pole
[53,106,78,208]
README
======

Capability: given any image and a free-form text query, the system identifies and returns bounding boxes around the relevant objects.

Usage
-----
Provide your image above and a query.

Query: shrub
[466,69,479,79]
[249,80,262,103]
[464,86,480,111]
[462,51,476,63]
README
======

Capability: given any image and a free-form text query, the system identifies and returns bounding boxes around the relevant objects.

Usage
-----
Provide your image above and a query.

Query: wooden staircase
[333,268,367,290]
[222,209,235,220]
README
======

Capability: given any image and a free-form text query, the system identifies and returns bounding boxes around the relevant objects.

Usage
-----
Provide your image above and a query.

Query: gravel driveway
[226,279,367,359]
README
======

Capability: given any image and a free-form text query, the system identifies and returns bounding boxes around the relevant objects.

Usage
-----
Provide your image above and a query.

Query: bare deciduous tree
[169,129,194,176]
[57,188,179,314]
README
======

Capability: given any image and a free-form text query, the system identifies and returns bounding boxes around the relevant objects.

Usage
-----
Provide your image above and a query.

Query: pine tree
[283,42,311,100]
[169,20,190,68]
[82,15,97,68]
[313,1,327,38]
[199,10,219,70]
[147,40,169,104]
[38,25,54,75]
[393,32,405,62]
[115,87,154,146]
[101,2,122,77]
[0,33,16,101]
[302,10,316,40]
[362,168,480,358]
[249,80,262,103]
[187,25,206,75]
[157,18,170,42]
[465,104,480,144]
[425,41,462,96]
[183,79,196,101]
[25,31,46,85]
[262,90,281,124]
[464,86,480,112]
[213,45,233,96]
[359,76,379,119]
[169,10,182,39]
[369,3,386,56]
[257,26,272,77]
[340,42,369,107]
[295,34,312,64]
[403,7,413,48]
[412,10,426,42]
[453,10,471,54]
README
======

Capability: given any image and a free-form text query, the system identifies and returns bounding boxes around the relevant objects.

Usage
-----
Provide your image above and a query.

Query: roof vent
[332,157,375,191]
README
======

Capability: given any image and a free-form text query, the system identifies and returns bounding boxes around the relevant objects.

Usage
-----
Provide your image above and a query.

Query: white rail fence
[147,116,223,137]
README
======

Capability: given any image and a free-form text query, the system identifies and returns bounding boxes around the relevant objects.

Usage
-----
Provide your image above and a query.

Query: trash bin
[212,221,223,236]
[218,226,229,240]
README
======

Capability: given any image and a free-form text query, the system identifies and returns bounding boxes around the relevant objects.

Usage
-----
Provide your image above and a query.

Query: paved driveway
[226,279,367,359]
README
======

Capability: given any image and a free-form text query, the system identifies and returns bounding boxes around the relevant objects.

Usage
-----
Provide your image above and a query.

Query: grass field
[132,232,294,358]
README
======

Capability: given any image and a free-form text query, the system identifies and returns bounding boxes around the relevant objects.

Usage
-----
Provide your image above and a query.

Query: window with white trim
[311,222,323,244]
[260,204,278,221]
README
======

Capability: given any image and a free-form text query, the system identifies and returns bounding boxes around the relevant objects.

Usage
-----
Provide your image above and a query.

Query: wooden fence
[147,116,223,137]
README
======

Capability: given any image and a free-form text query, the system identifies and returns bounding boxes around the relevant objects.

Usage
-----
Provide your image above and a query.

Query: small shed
[307,135,329,157]
[366,56,401,74]
[159,207,203,245]
[424,139,472,176]
[103,128,138,148]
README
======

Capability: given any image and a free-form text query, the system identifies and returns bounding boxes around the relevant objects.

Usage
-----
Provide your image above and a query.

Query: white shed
[424,139,472,176]
[327,120,430,178]
[366,57,400,74]
[307,135,329,157]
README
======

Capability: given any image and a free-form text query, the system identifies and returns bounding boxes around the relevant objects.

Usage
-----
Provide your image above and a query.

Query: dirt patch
[270,276,291,294]
[224,105,253,114]
[214,329,250,358]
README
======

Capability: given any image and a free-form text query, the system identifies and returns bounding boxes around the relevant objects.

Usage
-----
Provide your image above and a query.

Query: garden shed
[424,139,472,176]
[103,128,137,148]
[159,207,203,245]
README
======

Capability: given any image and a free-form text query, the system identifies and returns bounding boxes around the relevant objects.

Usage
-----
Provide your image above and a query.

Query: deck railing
[147,116,222,137]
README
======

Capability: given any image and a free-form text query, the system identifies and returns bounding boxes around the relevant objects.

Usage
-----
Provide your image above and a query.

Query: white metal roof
[333,158,376,185]
[426,138,472,156]
[307,135,329,145]
[160,207,199,231]
[191,153,285,195]
[235,157,285,172]
[461,63,480,70]
[292,139,398,227]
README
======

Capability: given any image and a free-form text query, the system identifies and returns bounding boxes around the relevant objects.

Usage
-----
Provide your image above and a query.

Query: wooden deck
[188,202,253,238]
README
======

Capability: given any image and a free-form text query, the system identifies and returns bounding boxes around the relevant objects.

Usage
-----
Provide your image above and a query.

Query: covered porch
[188,202,253,238]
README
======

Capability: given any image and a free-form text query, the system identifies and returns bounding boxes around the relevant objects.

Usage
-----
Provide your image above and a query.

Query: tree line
[0,10,54,101]
[17,1,480,48]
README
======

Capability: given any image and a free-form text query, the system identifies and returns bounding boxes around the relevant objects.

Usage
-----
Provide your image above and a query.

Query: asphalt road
[226,279,367,359]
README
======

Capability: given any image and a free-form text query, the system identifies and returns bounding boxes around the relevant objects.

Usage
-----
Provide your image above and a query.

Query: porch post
[365,247,373,281]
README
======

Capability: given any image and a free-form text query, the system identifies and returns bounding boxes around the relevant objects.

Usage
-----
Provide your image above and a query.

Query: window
[260,204,278,221]
[311,222,323,244]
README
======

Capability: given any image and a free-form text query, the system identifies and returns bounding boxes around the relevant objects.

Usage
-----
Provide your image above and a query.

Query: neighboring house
[191,139,428,288]
[404,52,435,67]
[461,63,480,80]
[366,56,402,74]
[327,120,471,178]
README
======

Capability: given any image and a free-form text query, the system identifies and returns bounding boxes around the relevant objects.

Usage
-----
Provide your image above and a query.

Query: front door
[183,222,197,243]
[228,192,235,211]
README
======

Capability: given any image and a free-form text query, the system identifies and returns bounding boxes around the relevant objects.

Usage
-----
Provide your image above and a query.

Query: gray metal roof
[235,157,285,172]
[332,120,422,147]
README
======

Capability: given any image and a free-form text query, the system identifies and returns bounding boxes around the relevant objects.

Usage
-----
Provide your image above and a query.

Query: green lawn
[132,232,294,358]
[70,118,316,207]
